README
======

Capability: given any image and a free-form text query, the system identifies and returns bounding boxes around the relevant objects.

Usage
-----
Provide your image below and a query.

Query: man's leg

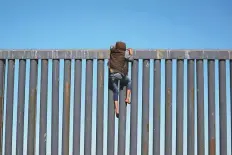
[124,76,132,103]
[109,73,122,117]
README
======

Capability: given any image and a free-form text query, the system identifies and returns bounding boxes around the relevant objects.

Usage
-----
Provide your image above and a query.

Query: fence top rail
[0,49,231,59]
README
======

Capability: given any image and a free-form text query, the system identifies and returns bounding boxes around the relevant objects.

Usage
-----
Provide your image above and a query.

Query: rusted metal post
[107,87,115,155]
[51,60,60,155]
[73,59,82,155]
[118,83,126,155]
[0,60,4,155]
[16,60,26,155]
[5,60,15,155]
[142,59,150,155]
[153,59,161,155]
[84,60,93,155]
[165,59,172,155]
[96,60,104,155]
[130,60,138,155]
[187,59,195,155]
[39,59,48,155]
[231,60,232,154]
[208,60,216,155]
[176,59,184,155]
[196,60,205,155]
[27,60,38,155]
[62,59,71,155]
[219,60,227,155]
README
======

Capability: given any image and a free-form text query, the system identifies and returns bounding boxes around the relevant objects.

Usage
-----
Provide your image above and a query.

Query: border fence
[0,50,231,155]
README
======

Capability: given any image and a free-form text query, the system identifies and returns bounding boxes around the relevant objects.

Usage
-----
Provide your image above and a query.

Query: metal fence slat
[51,60,60,155]
[73,59,82,155]
[62,60,71,155]
[27,60,38,155]
[16,60,26,155]
[84,60,93,155]
[219,60,227,155]
[165,59,173,155]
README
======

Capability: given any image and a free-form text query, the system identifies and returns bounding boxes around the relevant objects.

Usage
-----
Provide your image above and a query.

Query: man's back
[109,42,128,76]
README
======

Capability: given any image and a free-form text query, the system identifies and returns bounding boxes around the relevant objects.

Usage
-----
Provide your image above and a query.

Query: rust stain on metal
[143,142,148,155]
[191,88,194,106]
[209,138,215,155]
[167,88,171,105]
[65,82,70,104]
[99,71,104,88]
[64,82,70,153]
[30,89,37,103]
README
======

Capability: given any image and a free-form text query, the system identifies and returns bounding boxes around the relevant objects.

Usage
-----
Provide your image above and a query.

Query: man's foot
[114,101,119,118]
[125,98,130,104]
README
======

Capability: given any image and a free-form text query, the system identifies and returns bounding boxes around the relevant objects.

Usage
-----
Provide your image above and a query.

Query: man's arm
[125,48,134,61]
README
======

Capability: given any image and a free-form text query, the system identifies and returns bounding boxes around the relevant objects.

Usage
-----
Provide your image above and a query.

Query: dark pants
[109,72,132,101]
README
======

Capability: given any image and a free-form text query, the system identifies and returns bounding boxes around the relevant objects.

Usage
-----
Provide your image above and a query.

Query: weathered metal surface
[62,60,71,155]
[51,60,59,155]
[130,60,138,155]
[84,60,93,155]
[0,60,4,155]
[0,50,231,59]
[187,60,195,155]
[142,60,150,155]
[118,84,127,155]
[153,59,161,155]
[165,59,172,155]
[96,60,104,155]
[176,60,184,155]
[27,60,38,155]
[219,60,227,155]
[196,60,205,155]
[107,88,115,155]
[16,60,26,155]
[5,60,15,155]
[208,60,216,155]
[73,59,82,155]
[39,60,48,155]
[0,50,232,154]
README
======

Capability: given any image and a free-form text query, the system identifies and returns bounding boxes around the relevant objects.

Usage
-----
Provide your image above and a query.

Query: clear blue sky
[0,0,232,155]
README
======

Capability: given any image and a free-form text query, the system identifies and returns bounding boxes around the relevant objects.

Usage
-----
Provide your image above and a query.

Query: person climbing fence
[108,41,133,118]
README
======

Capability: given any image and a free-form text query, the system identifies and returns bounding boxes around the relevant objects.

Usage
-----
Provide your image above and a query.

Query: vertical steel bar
[39,60,48,155]
[196,60,205,155]
[141,59,150,155]
[231,60,232,154]
[51,60,59,155]
[208,60,216,155]
[62,59,71,155]
[129,60,138,155]
[153,60,161,155]
[0,60,5,155]
[107,85,115,155]
[219,60,227,155]
[118,83,127,155]
[73,59,82,155]
[165,59,172,155]
[16,60,26,155]
[84,60,93,155]
[96,60,104,155]
[187,59,195,155]
[5,60,15,155]
[27,59,38,155]
[176,59,184,155]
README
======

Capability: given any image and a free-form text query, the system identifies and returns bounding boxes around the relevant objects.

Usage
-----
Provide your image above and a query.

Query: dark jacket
[109,47,128,75]
[109,47,133,76]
